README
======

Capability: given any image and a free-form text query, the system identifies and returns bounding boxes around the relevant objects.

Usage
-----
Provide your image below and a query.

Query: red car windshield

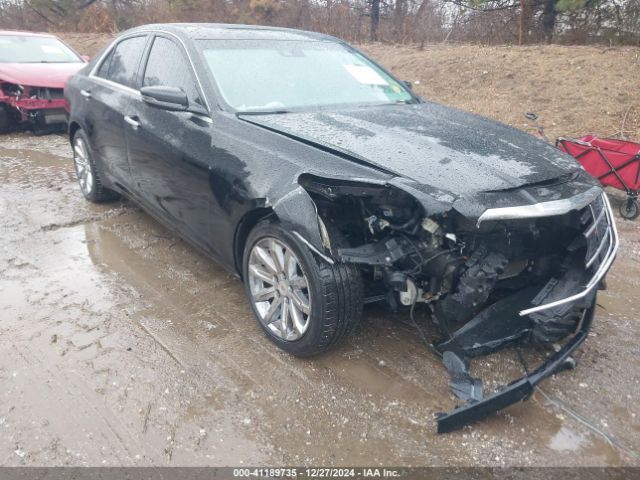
[0,35,82,63]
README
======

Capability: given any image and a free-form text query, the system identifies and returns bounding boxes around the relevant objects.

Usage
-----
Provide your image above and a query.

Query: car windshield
[0,35,82,63]
[197,39,414,113]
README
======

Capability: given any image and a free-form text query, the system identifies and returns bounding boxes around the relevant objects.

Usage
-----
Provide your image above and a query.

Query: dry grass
[60,32,640,142]
[361,43,640,142]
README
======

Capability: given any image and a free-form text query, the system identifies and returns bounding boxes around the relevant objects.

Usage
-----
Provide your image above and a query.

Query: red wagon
[558,135,640,220]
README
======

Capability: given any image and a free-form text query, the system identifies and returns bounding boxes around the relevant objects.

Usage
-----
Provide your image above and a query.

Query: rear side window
[97,36,147,89]
[96,49,113,78]
[143,36,204,107]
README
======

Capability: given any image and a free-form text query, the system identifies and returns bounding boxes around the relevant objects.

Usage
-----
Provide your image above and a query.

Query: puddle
[549,426,588,452]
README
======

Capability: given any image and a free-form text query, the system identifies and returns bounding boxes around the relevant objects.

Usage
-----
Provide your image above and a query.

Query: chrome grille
[582,194,613,270]
[519,193,618,316]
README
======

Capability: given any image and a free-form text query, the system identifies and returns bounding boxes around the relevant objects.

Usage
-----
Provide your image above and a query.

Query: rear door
[85,35,148,190]
[124,35,216,253]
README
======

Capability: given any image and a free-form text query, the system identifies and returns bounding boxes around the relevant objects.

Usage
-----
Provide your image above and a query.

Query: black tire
[72,128,120,203]
[619,198,639,220]
[0,105,11,134]
[243,220,363,357]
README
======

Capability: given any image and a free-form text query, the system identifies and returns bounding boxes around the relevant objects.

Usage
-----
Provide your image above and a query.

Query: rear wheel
[619,198,639,220]
[243,221,363,356]
[72,129,120,203]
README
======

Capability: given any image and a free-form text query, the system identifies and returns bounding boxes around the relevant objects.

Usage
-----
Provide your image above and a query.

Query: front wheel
[243,221,363,357]
[619,198,639,220]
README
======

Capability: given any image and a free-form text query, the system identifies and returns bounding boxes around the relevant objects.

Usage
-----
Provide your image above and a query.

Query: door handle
[80,89,91,99]
[124,115,140,130]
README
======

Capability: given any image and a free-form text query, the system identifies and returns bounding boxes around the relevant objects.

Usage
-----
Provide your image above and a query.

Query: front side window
[143,36,203,107]
[197,39,414,113]
[97,36,147,89]
[0,35,82,63]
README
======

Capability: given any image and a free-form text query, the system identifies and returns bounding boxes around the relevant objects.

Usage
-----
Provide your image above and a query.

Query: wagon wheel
[619,198,639,220]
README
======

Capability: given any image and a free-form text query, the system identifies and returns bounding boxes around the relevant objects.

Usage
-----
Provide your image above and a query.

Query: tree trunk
[394,0,405,41]
[415,0,430,48]
[519,0,534,44]
[370,0,380,41]
[541,0,557,42]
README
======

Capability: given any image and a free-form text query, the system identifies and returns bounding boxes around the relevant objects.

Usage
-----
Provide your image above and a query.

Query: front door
[124,35,216,254]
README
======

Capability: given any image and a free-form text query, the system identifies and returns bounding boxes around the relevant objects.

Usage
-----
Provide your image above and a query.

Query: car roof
[124,23,341,43]
[0,29,56,38]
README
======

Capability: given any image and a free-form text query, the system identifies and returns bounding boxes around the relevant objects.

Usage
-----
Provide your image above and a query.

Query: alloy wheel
[73,137,94,196]
[247,237,311,341]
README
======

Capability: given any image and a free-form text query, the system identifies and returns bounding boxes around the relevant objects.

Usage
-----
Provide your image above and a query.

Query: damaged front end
[300,174,618,432]
[0,81,68,133]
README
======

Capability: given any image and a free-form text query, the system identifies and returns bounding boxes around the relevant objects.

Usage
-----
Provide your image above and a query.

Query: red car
[0,30,87,134]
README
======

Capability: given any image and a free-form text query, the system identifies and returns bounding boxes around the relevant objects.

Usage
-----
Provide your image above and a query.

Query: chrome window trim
[476,186,602,227]
[91,75,141,98]
[519,193,619,316]
[88,29,212,113]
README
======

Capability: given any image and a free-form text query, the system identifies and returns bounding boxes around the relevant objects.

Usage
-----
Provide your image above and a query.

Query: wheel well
[234,207,275,278]
[68,121,81,143]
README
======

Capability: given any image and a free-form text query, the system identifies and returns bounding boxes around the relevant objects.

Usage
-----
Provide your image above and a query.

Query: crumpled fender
[272,186,328,257]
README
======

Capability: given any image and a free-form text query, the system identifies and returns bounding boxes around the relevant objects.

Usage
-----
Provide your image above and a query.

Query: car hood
[0,62,85,88]
[241,102,582,199]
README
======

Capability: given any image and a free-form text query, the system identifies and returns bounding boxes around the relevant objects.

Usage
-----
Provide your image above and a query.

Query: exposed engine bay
[299,174,618,432]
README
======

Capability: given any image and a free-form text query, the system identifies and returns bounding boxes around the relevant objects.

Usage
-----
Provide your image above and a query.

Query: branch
[25,0,54,23]
[441,0,546,12]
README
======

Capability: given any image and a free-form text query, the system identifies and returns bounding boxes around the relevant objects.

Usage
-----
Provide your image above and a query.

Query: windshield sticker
[343,64,387,86]
[41,45,64,54]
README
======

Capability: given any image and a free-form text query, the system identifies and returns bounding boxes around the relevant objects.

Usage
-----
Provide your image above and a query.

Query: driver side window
[143,36,204,107]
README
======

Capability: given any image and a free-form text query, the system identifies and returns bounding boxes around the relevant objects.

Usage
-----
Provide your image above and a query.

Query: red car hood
[0,62,85,88]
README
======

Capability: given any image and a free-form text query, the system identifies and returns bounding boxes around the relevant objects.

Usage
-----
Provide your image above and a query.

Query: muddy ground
[1,39,640,467]
[2,134,640,468]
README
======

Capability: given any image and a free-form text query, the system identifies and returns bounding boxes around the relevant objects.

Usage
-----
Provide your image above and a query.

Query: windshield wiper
[237,110,291,116]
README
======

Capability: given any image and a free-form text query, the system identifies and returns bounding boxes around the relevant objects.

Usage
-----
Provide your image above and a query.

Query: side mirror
[141,86,189,112]
[402,80,413,91]
[81,55,90,62]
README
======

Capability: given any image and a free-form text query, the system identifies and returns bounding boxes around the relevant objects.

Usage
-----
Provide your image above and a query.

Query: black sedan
[66,23,618,432]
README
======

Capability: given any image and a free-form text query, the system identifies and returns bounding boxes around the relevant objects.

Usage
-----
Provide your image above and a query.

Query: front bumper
[436,299,595,433]
[11,97,67,113]
[435,192,618,433]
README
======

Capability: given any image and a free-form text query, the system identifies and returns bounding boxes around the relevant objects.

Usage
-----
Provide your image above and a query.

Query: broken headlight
[1,82,24,97]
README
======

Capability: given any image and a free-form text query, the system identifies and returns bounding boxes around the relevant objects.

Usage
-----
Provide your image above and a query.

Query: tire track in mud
[9,343,141,464]
[0,223,269,464]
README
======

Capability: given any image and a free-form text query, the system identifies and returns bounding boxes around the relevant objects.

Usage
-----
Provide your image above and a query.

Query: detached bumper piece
[435,301,595,434]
